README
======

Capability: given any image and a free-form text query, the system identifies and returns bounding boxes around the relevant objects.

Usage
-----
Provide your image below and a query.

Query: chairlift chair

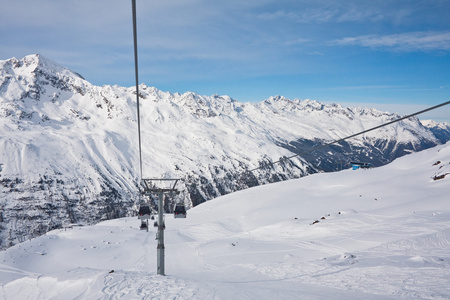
[174,203,187,218]
[138,204,151,220]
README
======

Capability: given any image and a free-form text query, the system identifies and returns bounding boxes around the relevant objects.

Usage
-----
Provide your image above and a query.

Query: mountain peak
[421,119,450,129]
[0,55,89,103]
[23,54,53,68]
[1,54,85,81]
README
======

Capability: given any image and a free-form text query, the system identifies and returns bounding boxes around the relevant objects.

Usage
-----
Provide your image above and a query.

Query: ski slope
[1,142,450,299]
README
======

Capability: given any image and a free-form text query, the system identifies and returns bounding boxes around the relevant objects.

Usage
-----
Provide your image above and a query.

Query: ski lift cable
[132,0,143,179]
[246,100,450,173]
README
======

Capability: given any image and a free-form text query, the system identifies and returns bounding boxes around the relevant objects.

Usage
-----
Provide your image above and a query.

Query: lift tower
[141,179,179,276]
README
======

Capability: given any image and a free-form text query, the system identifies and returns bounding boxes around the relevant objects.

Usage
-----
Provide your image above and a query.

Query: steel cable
[132,0,143,179]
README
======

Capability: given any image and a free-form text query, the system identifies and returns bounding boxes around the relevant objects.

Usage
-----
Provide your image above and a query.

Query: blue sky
[1,0,449,122]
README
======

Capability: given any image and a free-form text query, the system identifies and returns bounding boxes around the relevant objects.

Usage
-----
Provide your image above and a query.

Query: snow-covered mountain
[0,54,449,250]
[1,141,449,299]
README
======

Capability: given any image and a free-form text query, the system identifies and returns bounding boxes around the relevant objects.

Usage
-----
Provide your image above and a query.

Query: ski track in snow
[100,272,198,300]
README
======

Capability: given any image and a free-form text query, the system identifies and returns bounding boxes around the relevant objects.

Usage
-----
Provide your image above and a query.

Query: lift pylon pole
[157,191,165,275]
[141,178,179,276]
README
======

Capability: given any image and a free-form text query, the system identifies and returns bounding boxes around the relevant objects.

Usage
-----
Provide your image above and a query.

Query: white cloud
[255,8,339,24]
[331,85,404,90]
[333,31,450,52]
[253,2,410,25]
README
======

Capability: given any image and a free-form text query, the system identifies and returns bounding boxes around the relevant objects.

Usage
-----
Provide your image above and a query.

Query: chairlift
[174,203,187,218]
[138,204,151,220]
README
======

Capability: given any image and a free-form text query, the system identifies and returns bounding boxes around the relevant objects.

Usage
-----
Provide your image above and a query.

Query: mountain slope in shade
[0,141,449,299]
[0,54,449,250]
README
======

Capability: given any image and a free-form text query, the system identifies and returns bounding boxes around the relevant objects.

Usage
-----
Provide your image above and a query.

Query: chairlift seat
[138,204,151,220]
[174,204,187,218]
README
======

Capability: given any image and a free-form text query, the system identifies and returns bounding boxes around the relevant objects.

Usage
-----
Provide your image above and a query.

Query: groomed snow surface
[1,142,450,299]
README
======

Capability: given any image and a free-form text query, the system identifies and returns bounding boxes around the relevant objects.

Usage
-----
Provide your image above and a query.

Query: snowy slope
[1,142,449,299]
[1,54,449,251]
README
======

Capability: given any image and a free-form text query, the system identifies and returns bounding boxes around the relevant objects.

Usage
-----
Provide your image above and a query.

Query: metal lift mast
[141,179,180,276]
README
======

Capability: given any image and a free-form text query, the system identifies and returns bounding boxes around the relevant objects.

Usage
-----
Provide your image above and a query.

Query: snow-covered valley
[1,141,449,299]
